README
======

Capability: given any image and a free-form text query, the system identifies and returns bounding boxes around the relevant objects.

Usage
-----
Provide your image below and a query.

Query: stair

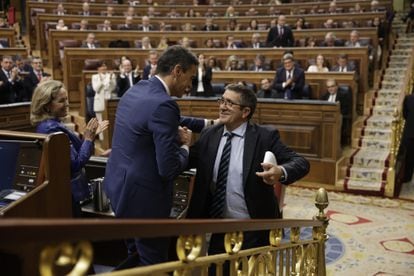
[341,15,414,196]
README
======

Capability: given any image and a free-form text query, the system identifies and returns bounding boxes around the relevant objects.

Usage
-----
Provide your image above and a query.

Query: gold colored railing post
[314,188,329,276]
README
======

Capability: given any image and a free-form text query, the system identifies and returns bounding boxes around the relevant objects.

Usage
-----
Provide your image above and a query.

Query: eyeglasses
[327,85,336,88]
[217,97,243,108]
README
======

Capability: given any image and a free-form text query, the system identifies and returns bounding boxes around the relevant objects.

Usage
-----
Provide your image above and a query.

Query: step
[364,116,394,128]
[350,149,389,169]
[344,178,385,193]
[359,138,392,150]
[347,166,387,182]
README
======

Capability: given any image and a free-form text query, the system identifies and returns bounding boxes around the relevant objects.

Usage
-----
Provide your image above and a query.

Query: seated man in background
[331,53,356,73]
[256,78,278,98]
[320,79,352,146]
[116,57,141,97]
[142,51,159,80]
[23,56,51,101]
[249,54,271,72]
[81,33,100,49]
[0,56,25,103]
[272,54,305,99]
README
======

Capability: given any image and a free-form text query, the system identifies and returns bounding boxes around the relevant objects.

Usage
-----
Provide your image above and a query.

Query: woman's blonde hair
[30,80,64,125]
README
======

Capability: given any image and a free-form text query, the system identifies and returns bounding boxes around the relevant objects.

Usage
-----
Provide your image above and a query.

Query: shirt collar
[223,122,247,138]
[154,75,170,95]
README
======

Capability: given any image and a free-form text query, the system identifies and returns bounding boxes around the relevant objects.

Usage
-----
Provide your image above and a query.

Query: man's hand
[178,126,192,147]
[256,163,283,185]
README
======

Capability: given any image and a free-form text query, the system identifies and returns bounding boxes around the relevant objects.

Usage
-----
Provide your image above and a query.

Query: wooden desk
[46,27,378,68]
[0,102,33,132]
[0,48,28,58]
[63,47,368,108]
[0,28,16,47]
[103,98,342,185]
[35,11,385,52]
[0,130,72,218]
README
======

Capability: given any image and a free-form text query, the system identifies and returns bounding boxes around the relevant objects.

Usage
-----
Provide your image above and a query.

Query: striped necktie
[210,132,234,218]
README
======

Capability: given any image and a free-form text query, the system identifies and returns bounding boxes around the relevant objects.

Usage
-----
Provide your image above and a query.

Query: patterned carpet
[284,186,414,275]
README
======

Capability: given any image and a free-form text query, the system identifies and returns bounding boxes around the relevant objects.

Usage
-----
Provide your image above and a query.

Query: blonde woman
[307,54,329,72]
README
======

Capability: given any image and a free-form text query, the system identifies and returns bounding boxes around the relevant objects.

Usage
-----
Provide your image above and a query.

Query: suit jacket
[331,64,356,72]
[256,88,278,98]
[272,67,305,99]
[266,25,294,47]
[403,94,414,138]
[37,118,93,202]
[116,72,141,97]
[320,88,351,118]
[92,73,116,112]
[104,77,204,218]
[137,25,155,31]
[201,24,219,31]
[80,42,100,49]
[0,40,9,48]
[190,66,213,97]
[249,64,271,72]
[187,123,310,219]
[0,69,24,104]
[119,25,137,30]
[23,70,51,100]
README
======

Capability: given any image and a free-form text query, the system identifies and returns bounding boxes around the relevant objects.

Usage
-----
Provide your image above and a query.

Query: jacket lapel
[243,123,258,186]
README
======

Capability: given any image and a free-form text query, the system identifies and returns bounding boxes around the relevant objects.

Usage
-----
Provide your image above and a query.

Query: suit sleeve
[272,70,284,92]
[287,28,294,47]
[180,116,206,133]
[270,129,310,184]
[148,100,188,181]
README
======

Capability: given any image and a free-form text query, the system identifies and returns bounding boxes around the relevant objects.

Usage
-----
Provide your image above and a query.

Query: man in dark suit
[201,18,219,31]
[248,54,271,72]
[0,56,25,104]
[142,51,158,80]
[272,54,305,99]
[80,33,100,49]
[23,57,51,100]
[331,54,356,72]
[266,15,294,47]
[0,40,9,48]
[116,58,141,97]
[119,16,136,30]
[249,33,265,49]
[104,46,206,268]
[402,93,414,182]
[256,78,278,98]
[137,16,154,31]
[187,84,309,274]
[320,79,352,146]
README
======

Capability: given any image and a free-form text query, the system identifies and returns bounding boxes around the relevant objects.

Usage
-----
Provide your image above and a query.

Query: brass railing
[0,188,329,276]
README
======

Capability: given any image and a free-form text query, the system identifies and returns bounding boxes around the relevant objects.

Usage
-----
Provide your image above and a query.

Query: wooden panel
[0,103,33,131]
[0,28,16,47]
[38,11,384,54]
[64,47,366,107]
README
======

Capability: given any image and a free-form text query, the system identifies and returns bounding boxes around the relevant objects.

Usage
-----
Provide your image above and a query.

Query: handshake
[178,126,192,147]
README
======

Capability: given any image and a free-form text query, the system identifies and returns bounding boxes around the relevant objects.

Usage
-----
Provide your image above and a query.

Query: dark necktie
[6,71,10,79]
[210,132,234,218]
[287,70,291,80]
[37,71,42,81]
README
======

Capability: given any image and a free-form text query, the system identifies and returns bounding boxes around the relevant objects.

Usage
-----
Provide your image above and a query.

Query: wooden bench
[46,27,379,70]
[102,98,342,185]
[35,11,386,52]
[0,28,16,47]
[0,48,28,58]
[27,0,392,39]
[62,47,369,108]
[0,102,33,132]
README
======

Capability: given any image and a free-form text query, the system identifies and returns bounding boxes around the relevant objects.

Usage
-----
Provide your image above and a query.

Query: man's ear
[242,107,251,119]
[172,64,182,78]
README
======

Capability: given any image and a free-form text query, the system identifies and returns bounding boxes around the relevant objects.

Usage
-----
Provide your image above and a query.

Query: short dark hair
[156,45,198,76]
[225,83,257,120]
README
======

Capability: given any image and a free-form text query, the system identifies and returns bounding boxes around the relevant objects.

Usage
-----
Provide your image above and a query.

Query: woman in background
[92,61,116,140]
[307,54,329,72]
[191,53,213,97]
[30,80,109,216]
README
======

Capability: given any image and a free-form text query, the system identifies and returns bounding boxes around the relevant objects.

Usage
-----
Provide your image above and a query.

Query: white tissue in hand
[263,151,277,165]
